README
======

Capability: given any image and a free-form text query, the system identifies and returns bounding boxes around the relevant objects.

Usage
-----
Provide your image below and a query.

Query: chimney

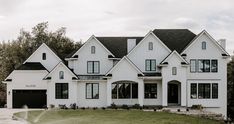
[127,39,136,53]
[218,39,226,50]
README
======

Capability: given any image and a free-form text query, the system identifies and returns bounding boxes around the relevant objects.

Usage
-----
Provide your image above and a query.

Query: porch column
[162,79,168,106]
[106,81,112,106]
[138,80,144,106]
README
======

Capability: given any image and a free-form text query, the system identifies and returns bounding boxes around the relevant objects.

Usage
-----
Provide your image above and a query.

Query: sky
[0,0,234,54]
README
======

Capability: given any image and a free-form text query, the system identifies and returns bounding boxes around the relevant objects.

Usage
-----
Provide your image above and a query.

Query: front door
[168,84,178,104]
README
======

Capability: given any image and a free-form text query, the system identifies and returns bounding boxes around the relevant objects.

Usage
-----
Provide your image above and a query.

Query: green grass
[14,109,223,124]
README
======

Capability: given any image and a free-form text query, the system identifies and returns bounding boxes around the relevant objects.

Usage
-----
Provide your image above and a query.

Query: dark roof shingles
[153,29,196,53]
[96,37,143,58]
[16,62,47,70]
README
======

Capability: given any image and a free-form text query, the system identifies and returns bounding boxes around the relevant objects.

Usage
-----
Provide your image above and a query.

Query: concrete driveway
[0,108,40,124]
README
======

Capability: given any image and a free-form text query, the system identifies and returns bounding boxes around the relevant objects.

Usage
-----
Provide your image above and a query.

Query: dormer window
[59,71,64,79]
[91,46,95,54]
[42,53,46,60]
[202,41,206,50]
[148,42,153,50]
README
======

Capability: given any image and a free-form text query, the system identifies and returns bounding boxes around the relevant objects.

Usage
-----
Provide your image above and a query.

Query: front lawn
[14,109,223,124]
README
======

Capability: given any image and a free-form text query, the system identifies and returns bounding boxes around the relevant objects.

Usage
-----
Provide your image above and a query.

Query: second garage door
[12,90,47,108]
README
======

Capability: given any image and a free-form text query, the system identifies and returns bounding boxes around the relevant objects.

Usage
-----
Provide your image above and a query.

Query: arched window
[42,53,46,60]
[59,71,64,79]
[202,41,206,50]
[148,42,153,50]
[91,46,95,54]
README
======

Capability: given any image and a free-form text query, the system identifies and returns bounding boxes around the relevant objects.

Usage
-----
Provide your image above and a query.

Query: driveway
[0,108,40,124]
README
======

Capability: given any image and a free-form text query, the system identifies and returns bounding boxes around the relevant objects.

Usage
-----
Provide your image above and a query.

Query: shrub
[102,107,106,110]
[49,104,55,108]
[59,104,68,109]
[191,104,203,110]
[93,107,98,110]
[132,104,141,109]
[81,107,85,110]
[110,103,117,109]
[121,104,129,109]
[70,103,77,110]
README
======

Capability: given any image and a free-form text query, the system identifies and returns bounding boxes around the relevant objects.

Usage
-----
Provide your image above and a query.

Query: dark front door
[13,90,47,108]
[168,84,178,103]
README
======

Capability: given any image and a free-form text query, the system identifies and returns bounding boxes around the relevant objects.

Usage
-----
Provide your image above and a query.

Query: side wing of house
[182,30,229,117]
[24,43,62,71]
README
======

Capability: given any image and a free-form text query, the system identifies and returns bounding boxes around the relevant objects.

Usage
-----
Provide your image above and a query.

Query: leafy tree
[0,22,82,107]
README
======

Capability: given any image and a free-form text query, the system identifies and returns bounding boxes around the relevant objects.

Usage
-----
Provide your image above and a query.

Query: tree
[0,22,82,107]
[227,55,234,120]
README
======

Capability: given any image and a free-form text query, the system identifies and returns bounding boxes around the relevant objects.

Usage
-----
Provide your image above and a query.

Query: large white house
[3,29,230,117]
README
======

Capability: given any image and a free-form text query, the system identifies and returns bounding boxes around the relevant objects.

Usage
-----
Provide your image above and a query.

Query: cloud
[174,17,198,28]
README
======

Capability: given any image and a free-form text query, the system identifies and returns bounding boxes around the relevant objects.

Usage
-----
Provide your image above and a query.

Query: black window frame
[202,41,206,50]
[211,60,218,72]
[86,83,99,99]
[212,83,218,99]
[111,82,138,99]
[198,83,211,99]
[198,59,210,73]
[91,46,95,54]
[144,83,157,99]
[190,83,197,99]
[87,61,100,74]
[148,42,153,50]
[42,53,46,60]
[55,83,68,99]
[145,59,156,71]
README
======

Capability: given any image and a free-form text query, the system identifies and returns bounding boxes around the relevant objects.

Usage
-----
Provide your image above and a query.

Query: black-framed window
[145,59,156,71]
[42,53,46,60]
[211,60,218,72]
[202,41,206,50]
[112,82,138,99]
[59,71,64,79]
[87,61,100,74]
[198,60,210,72]
[55,83,68,99]
[172,67,177,75]
[190,83,197,99]
[212,83,218,99]
[198,83,210,99]
[190,59,196,72]
[86,83,99,99]
[91,46,95,54]
[148,42,153,50]
[144,84,157,99]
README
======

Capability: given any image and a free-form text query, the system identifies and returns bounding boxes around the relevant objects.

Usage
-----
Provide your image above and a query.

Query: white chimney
[127,39,136,53]
[218,39,226,50]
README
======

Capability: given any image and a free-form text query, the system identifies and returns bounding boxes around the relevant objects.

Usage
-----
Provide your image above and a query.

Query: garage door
[13,90,47,108]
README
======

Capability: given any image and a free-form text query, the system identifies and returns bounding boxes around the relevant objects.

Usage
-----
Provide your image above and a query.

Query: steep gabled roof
[96,37,143,58]
[16,62,48,71]
[153,29,196,53]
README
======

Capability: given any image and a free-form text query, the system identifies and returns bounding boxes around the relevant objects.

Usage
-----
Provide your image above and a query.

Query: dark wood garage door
[13,90,47,108]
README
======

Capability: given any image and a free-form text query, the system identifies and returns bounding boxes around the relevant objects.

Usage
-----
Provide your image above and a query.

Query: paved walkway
[0,108,39,124]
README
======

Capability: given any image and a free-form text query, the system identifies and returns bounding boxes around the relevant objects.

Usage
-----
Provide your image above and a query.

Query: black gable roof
[16,62,47,70]
[153,29,196,53]
[96,37,143,58]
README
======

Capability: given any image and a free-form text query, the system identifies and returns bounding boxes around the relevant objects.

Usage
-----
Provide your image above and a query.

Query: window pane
[190,60,196,72]
[151,60,156,71]
[198,84,210,99]
[55,84,61,99]
[190,83,197,99]
[92,84,99,99]
[211,60,218,72]
[204,60,210,72]
[42,53,46,60]
[212,83,218,99]
[144,84,157,98]
[124,83,131,98]
[118,83,124,98]
[93,62,99,73]
[112,83,117,99]
[63,84,68,99]
[198,60,204,72]
[87,62,93,73]
[59,71,64,79]
[132,83,138,98]
[172,67,177,75]
[149,42,153,50]
[146,60,151,71]
[86,83,92,99]
[202,42,206,50]
[91,46,95,54]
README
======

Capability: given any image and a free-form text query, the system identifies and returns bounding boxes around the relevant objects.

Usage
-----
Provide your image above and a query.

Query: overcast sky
[0,0,234,54]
